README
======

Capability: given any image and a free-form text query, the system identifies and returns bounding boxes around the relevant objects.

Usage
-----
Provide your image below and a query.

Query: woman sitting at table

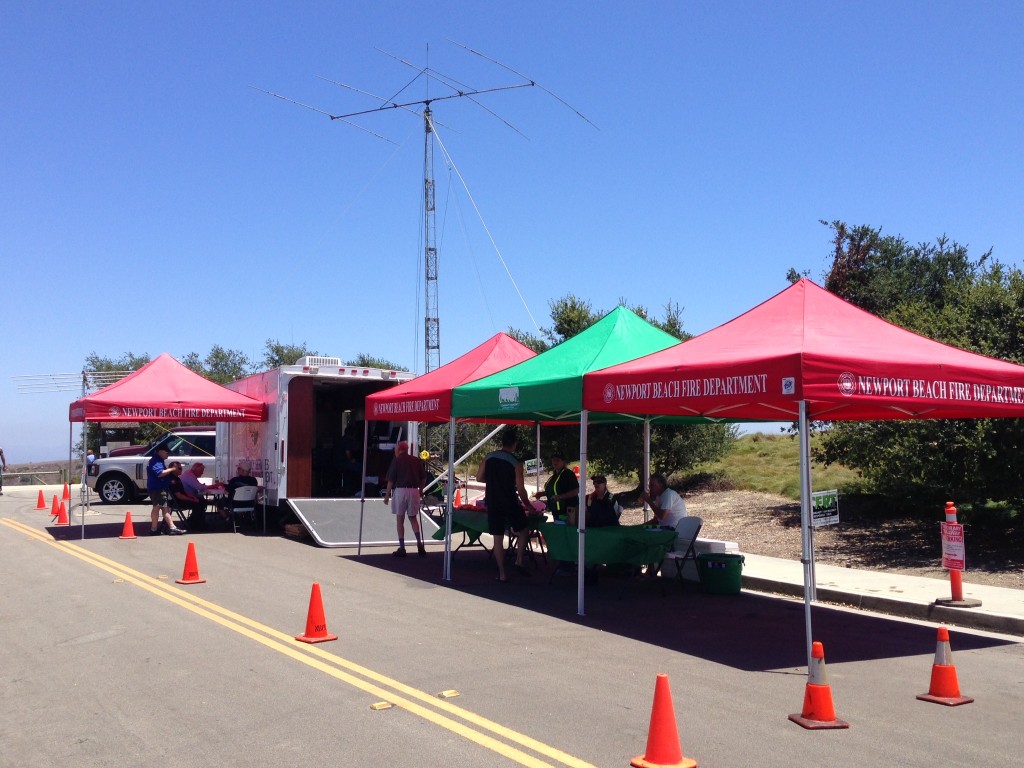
[585,474,621,528]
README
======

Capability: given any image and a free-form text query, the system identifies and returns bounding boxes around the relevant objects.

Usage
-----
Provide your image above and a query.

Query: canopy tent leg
[443,416,456,582]
[576,411,589,616]
[357,425,369,557]
[799,401,815,668]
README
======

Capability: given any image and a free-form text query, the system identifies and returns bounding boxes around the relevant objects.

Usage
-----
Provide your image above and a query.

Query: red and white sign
[940,522,965,571]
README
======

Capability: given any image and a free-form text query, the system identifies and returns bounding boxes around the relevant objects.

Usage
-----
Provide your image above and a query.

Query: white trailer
[215,357,434,546]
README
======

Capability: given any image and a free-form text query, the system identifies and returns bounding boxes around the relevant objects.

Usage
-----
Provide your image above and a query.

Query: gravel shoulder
[619,489,1024,591]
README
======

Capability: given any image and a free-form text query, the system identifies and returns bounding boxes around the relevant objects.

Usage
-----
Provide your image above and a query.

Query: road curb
[743,574,1024,637]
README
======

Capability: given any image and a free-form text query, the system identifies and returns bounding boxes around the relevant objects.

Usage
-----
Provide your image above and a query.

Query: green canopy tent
[452,307,681,423]
[451,306,685,605]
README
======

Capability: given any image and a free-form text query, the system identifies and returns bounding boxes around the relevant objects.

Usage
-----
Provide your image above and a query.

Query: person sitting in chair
[585,474,621,528]
[179,462,225,529]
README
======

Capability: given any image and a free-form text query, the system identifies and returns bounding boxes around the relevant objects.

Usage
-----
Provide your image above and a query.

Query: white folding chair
[229,485,259,533]
[663,516,703,589]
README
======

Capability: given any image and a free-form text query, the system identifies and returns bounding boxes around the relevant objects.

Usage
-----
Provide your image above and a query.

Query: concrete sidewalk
[742,553,1024,636]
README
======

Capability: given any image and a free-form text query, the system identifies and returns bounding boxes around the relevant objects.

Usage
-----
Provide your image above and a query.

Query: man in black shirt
[476,428,533,582]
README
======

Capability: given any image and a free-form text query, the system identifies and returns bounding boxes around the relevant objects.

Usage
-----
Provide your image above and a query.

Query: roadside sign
[940,522,966,571]
[811,489,839,527]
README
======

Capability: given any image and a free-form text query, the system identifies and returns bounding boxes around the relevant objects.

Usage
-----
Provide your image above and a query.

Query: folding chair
[662,516,703,589]
[229,485,259,533]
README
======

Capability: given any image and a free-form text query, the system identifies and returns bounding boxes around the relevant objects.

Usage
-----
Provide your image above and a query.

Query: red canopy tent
[69,352,266,423]
[584,278,1024,661]
[361,333,536,571]
[365,332,535,424]
[67,353,266,539]
[584,278,1024,423]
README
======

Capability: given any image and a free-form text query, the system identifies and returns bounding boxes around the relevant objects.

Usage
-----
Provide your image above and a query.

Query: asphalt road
[1,492,1021,767]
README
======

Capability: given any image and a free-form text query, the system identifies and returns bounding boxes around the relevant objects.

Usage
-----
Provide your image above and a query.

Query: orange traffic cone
[788,641,849,729]
[55,501,69,526]
[295,582,338,643]
[453,486,462,508]
[62,483,71,501]
[917,627,974,706]
[50,494,60,517]
[36,490,46,510]
[631,674,697,768]
[119,511,137,540]
[175,541,206,585]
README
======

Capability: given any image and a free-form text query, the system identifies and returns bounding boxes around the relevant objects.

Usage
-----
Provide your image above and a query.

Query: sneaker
[166,527,185,535]
[149,528,160,536]
[392,546,407,558]
[417,544,426,558]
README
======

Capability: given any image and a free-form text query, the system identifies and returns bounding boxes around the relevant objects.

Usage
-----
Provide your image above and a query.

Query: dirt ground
[619,488,1024,591]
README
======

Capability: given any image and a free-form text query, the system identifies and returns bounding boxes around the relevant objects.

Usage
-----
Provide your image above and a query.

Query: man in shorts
[383,441,426,557]
[146,445,184,535]
[476,428,533,582]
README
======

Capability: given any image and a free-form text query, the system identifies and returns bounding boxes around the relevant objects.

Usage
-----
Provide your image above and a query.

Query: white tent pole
[798,401,814,668]
[443,416,456,581]
[535,422,541,495]
[577,410,589,616]
[357,423,369,557]
[642,418,651,523]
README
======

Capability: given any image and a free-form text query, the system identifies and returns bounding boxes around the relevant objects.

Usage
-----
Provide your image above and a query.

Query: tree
[182,345,253,384]
[261,339,318,370]
[346,353,408,371]
[808,221,1024,508]
[508,295,732,487]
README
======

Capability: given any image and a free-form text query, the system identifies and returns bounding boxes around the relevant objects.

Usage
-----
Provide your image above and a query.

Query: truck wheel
[98,474,135,504]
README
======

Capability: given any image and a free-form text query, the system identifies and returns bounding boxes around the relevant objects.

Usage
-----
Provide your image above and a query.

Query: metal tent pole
[798,401,814,668]
[576,411,589,616]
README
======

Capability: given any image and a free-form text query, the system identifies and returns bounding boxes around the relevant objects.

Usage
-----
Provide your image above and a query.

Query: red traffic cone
[295,582,338,643]
[119,511,137,540]
[175,541,206,585]
[453,486,462,508]
[788,641,849,729]
[36,490,46,510]
[62,483,71,501]
[631,674,697,768]
[917,627,974,706]
[50,494,60,517]
[56,501,69,526]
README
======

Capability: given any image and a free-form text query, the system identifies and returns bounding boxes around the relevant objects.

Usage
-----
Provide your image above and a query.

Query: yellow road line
[0,519,597,768]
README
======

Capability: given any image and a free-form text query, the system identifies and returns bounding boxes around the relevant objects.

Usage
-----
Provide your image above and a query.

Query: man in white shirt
[641,473,687,529]
[180,462,225,529]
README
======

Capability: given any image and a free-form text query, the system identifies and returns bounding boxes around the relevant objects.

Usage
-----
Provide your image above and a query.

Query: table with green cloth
[431,507,490,550]
[538,522,677,566]
[432,507,547,553]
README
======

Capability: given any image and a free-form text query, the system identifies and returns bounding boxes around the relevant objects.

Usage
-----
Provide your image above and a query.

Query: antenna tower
[423,105,440,372]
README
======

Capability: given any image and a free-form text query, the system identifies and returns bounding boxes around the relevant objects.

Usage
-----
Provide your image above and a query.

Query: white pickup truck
[86,426,215,503]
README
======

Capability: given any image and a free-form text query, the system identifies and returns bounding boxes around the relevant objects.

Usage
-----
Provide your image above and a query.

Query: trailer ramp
[284,498,440,548]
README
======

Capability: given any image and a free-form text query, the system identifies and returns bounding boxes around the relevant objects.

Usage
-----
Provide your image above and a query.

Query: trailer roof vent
[295,356,342,368]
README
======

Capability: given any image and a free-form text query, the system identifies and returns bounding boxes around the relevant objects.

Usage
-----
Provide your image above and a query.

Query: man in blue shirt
[147,445,184,535]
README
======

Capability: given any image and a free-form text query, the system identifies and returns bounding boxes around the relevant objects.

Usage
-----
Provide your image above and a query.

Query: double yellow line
[1,518,597,768]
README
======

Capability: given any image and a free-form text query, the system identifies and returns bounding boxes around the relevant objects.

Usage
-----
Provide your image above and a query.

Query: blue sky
[2,1,1022,461]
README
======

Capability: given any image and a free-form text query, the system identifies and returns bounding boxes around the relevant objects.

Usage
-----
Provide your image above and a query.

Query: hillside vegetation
[683,432,863,499]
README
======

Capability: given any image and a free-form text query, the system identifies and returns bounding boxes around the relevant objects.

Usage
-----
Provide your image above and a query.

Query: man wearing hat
[146,445,184,535]
[383,441,426,557]
[585,474,622,528]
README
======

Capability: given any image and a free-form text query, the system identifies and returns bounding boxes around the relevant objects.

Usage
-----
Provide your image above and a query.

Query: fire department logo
[108,406,121,417]
[603,383,615,404]
[837,372,857,397]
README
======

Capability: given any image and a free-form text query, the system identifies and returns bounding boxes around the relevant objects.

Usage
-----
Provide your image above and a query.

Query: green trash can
[696,553,745,594]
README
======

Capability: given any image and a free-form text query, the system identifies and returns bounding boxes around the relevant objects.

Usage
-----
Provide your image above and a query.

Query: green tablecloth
[538,523,677,566]
[431,508,489,545]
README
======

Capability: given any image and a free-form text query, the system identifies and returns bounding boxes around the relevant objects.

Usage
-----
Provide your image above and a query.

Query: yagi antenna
[255,42,594,386]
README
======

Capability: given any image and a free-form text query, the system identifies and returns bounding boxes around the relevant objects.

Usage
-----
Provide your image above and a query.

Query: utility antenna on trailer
[254,42,595,375]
